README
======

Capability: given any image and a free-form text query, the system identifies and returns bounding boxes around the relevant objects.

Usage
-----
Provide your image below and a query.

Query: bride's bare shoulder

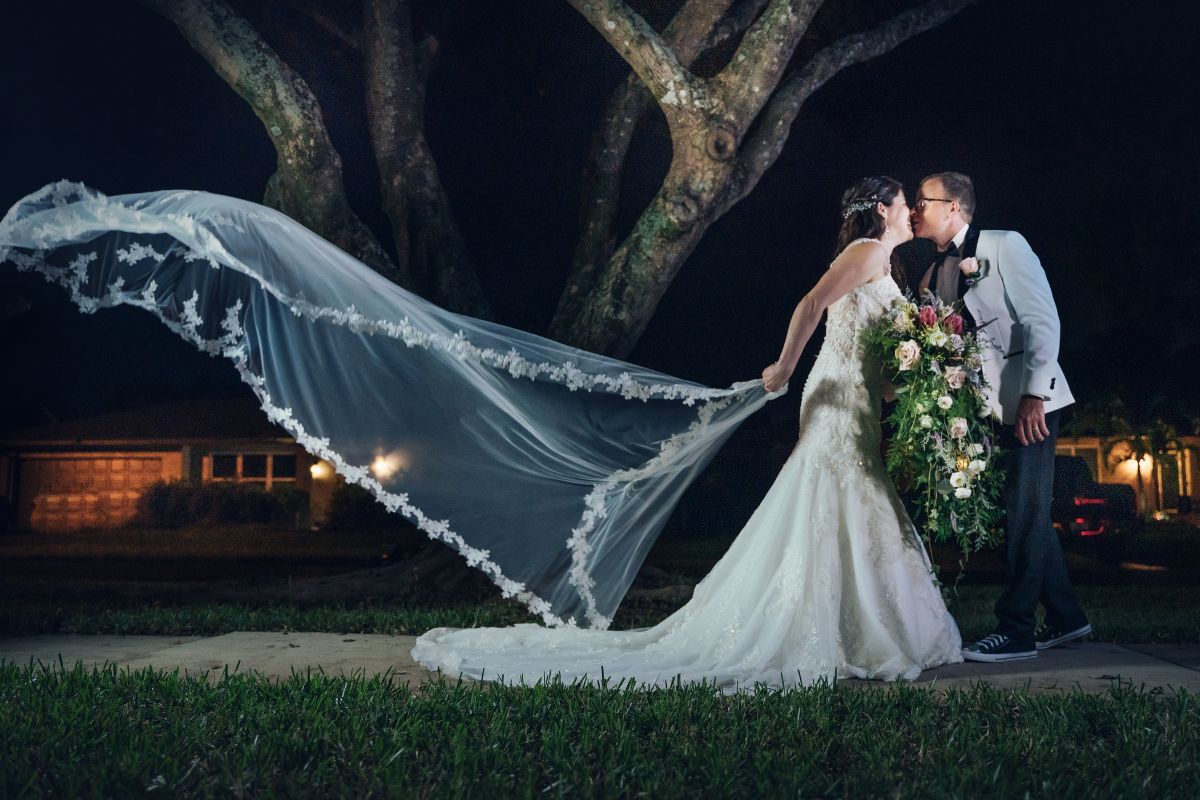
[831,238,886,272]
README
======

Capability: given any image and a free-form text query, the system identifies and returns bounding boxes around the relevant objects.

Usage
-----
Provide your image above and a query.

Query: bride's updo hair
[833,176,903,258]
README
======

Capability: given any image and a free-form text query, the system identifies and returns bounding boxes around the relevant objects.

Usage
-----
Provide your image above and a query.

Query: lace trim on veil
[0,180,769,629]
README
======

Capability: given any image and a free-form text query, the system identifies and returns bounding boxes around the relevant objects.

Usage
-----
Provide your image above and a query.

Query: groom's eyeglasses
[915,198,953,211]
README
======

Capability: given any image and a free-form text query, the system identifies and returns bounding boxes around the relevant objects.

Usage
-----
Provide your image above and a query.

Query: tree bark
[364,0,493,318]
[551,0,767,341]
[143,0,400,281]
[559,0,973,358]
[730,0,975,206]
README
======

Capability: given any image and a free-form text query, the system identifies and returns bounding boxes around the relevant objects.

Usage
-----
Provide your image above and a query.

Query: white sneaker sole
[1035,624,1093,650]
[961,648,1038,663]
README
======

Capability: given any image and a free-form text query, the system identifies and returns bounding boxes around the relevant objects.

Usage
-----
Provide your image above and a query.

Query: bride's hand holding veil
[762,238,889,394]
[762,360,791,393]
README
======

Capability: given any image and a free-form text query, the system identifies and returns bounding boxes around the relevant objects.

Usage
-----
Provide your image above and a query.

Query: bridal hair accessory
[842,197,879,219]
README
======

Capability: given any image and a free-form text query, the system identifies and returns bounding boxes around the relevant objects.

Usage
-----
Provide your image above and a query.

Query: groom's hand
[1014,395,1049,446]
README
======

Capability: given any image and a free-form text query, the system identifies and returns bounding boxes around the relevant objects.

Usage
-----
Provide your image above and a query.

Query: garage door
[20,456,165,531]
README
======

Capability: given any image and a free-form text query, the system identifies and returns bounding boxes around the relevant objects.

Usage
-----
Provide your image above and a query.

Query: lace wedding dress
[413,241,964,690]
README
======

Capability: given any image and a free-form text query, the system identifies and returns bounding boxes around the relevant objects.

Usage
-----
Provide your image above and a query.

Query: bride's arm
[761,242,886,392]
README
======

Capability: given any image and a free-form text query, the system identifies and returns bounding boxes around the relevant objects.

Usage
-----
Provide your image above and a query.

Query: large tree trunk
[556,0,973,357]
[363,0,494,317]
[551,0,756,337]
[144,0,400,282]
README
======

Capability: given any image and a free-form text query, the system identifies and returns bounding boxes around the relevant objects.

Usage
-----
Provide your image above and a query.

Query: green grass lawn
[5,528,1200,797]
[0,526,404,562]
[3,582,1199,644]
[1,662,1196,799]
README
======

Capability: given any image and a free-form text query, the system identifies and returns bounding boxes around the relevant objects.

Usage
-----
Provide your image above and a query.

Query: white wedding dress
[413,244,963,690]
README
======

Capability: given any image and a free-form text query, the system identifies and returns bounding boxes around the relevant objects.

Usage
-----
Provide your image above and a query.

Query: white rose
[959,257,980,276]
[895,340,921,371]
[950,471,968,488]
[945,366,967,390]
[955,486,973,499]
[968,459,987,475]
[928,329,949,347]
[919,414,934,428]
[937,395,953,410]
[970,443,985,456]
[949,417,969,439]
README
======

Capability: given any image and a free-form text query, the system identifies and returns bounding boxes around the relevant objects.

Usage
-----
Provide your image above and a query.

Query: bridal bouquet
[865,291,1004,559]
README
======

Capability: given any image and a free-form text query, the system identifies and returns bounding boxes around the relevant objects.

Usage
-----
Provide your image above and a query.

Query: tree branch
[278,0,362,52]
[143,0,398,278]
[730,0,974,208]
[703,0,772,52]
[564,0,706,115]
[363,0,492,317]
[713,0,824,121]
[364,0,419,288]
[552,0,739,334]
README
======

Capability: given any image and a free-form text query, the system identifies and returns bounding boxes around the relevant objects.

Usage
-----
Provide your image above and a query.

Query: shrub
[323,484,424,554]
[134,481,309,528]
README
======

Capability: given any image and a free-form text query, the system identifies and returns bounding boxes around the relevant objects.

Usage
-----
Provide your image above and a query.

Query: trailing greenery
[864,290,1005,561]
[1,662,1197,799]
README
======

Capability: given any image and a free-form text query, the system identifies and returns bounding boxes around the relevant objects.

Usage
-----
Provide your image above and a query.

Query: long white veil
[0,181,781,628]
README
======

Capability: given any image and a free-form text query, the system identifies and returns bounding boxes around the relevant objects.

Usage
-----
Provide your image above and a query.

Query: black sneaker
[1035,622,1092,650]
[961,633,1037,662]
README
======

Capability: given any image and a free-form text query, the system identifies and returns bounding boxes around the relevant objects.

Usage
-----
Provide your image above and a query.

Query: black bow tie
[934,242,960,264]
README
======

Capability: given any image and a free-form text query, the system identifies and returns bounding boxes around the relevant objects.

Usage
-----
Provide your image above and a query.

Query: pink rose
[959,257,979,277]
[894,339,921,371]
[945,366,967,390]
[917,306,937,329]
[944,313,964,335]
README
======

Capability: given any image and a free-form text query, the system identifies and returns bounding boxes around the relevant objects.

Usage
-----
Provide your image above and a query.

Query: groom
[912,171,1090,662]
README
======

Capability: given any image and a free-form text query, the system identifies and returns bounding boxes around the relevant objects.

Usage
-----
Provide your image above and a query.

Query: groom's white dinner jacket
[937,225,1075,425]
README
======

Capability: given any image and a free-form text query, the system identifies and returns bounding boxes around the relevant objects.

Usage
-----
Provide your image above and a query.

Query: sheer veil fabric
[0,181,778,629]
[412,241,963,691]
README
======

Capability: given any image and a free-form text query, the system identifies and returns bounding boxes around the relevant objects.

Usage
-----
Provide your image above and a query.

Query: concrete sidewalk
[2,632,1197,694]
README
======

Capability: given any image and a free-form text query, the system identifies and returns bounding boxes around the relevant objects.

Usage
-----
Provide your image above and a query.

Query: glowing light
[1115,453,1153,480]
[309,461,333,480]
[370,450,410,482]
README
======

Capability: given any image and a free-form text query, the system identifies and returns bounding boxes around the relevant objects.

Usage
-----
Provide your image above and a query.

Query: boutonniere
[960,257,990,287]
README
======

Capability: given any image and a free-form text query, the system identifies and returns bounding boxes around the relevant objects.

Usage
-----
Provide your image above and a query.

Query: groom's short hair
[922,171,975,222]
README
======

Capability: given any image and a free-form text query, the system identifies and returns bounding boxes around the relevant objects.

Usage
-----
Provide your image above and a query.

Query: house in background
[1056,434,1198,514]
[0,397,343,532]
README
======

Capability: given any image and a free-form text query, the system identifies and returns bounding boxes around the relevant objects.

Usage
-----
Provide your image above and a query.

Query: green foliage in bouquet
[865,291,1005,566]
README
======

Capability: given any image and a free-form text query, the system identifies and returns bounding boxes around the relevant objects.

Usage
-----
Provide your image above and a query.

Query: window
[212,454,238,479]
[272,455,296,479]
[242,455,268,479]
[208,453,299,489]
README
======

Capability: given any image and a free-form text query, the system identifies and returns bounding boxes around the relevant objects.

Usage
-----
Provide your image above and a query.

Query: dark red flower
[918,306,938,328]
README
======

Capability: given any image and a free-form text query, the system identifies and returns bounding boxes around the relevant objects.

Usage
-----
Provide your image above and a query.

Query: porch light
[371,450,410,482]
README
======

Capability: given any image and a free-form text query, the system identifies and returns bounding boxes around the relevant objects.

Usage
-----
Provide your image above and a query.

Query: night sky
[2,0,1198,435]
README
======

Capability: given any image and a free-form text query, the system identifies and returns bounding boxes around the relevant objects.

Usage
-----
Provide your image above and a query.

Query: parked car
[1052,455,1138,542]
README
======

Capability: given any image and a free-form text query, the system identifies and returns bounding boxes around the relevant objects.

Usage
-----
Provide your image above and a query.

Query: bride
[413,177,964,689]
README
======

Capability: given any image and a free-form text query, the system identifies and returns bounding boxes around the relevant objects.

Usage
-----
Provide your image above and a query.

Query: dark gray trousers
[993,409,1088,644]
